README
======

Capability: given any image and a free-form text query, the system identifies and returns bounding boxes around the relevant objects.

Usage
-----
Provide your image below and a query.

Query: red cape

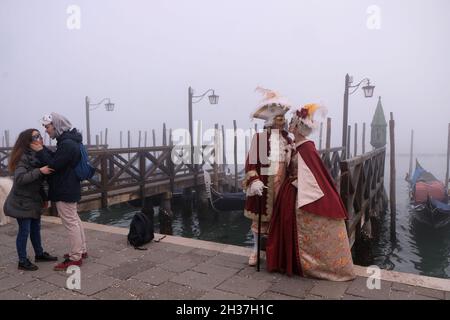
[298,141,348,220]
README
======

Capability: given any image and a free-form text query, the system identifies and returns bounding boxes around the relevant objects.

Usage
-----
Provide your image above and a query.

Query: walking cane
[256,185,268,272]
[257,210,262,272]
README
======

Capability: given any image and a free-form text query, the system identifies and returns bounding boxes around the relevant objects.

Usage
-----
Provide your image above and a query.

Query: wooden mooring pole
[354,123,358,157]
[408,129,414,178]
[159,192,173,235]
[362,123,366,154]
[221,125,227,174]
[127,130,131,159]
[162,123,167,146]
[213,124,219,190]
[325,117,331,150]
[194,121,201,194]
[100,156,108,208]
[445,124,450,201]
[152,129,156,157]
[347,125,351,159]
[4,130,10,147]
[389,112,397,241]
[138,130,142,148]
[319,122,323,150]
[233,120,238,191]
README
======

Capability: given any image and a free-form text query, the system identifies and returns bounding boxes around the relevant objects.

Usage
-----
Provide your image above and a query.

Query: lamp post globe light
[85,96,115,146]
[342,74,375,159]
[188,87,219,167]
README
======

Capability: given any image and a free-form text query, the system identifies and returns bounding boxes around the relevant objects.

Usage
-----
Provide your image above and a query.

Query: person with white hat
[30,112,88,271]
[265,104,355,281]
[243,87,292,267]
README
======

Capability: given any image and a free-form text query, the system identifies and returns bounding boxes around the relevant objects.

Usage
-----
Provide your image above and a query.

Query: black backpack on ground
[127,211,154,249]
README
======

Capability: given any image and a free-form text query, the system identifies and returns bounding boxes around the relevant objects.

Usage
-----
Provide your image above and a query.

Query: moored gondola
[409,160,450,228]
[203,171,245,212]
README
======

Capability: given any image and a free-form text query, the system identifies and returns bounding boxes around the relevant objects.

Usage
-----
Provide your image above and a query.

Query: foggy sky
[1,0,449,156]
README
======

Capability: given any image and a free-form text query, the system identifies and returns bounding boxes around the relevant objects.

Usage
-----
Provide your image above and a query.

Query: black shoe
[35,252,58,262]
[18,259,38,271]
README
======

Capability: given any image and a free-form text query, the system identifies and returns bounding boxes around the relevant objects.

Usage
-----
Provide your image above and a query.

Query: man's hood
[50,112,72,137]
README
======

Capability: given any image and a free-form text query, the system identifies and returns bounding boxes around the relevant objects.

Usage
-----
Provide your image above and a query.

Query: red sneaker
[63,252,88,260]
[54,258,82,271]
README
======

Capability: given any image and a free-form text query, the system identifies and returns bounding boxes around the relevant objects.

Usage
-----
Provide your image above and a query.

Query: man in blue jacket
[31,112,87,271]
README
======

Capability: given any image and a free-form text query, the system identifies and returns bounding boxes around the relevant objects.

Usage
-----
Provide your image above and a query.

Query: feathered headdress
[255,86,280,102]
[290,103,328,136]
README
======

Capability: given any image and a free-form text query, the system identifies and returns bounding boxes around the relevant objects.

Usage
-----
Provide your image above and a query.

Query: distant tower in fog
[370,96,387,149]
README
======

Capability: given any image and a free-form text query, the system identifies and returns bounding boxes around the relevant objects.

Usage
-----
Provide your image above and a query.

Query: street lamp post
[187,87,219,167]
[85,96,115,146]
[342,74,375,159]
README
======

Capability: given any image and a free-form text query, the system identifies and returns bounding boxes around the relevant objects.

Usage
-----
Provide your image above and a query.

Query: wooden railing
[318,146,346,184]
[339,147,386,247]
[0,145,223,208]
[81,145,220,207]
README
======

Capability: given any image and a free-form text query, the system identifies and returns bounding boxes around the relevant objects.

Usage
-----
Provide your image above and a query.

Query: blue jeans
[16,218,44,263]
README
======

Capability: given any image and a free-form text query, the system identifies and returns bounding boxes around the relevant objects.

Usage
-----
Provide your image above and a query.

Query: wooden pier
[71,145,227,212]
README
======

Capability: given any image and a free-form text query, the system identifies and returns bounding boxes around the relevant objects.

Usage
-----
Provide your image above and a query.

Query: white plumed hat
[290,103,328,137]
[250,87,291,126]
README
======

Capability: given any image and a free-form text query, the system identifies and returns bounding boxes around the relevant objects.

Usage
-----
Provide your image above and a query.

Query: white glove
[247,180,265,197]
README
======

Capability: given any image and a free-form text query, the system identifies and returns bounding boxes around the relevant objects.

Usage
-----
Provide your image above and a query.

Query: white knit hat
[40,114,53,126]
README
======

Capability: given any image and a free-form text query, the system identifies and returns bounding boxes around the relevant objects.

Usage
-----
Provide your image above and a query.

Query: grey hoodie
[50,112,73,137]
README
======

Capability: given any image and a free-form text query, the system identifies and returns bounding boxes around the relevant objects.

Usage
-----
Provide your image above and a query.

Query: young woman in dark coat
[3,129,58,271]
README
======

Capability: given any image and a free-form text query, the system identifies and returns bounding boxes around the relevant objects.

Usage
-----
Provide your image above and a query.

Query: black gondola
[409,160,450,228]
[424,198,450,229]
[203,171,246,212]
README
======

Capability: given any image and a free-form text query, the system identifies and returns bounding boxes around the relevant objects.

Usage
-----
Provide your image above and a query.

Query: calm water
[80,201,253,247]
[79,154,450,279]
[371,154,450,279]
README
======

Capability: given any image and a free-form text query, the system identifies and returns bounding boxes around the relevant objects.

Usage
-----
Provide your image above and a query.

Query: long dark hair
[8,128,39,173]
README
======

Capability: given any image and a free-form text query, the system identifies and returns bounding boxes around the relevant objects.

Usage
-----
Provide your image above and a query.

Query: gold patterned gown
[266,141,355,281]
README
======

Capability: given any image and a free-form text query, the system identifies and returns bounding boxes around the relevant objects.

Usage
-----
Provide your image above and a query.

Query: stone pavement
[0,216,449,300]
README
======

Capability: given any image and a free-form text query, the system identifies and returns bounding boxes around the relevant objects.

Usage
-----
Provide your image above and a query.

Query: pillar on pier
[141,198,154,232]
[196,187,210,214]
[182,188,193,215]
[158,192,173,235]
